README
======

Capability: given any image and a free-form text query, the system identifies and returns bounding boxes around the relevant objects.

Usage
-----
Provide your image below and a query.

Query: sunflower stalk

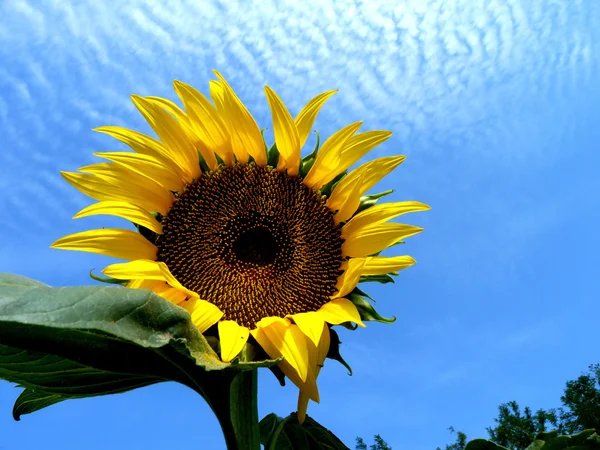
[197,370,260,450]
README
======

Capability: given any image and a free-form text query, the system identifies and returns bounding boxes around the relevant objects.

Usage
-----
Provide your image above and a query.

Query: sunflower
[51,71,429,422]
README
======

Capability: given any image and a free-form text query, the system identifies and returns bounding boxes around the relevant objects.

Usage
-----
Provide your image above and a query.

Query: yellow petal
[264,85,301,176]
[73,201,162,234]
[70,164,174,215]
[334,130,392,176]
[51,229,157,261]
[173,80,234,167]
[254,317,309,382]
[251,326,320,403]
[295,90,337,148]
[289,312,325,347]
[103,259,166,280]
[93,126,189,182]
[182,298,224,334]
[145,96,191,125]
[212,71,266,166]
[209,80,225,109]
[130,279,186,304]
[103,259,198,299]
[333,259,366,299]
[362,255,417,275]
[303,121,362,189]
[155,285,188,304]
[94,151,184,192]
[145,95,218,172]
[327,155,406,223]
[127,279,160,289]
[131,95,201,180]
[342,223,424,257]
[218,320,250,363]
[342,201,431,240]
[297,323,330,424]
[318,298,365,327]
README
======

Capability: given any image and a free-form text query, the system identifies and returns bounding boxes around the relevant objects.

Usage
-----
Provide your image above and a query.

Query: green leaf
[260,413,349,450]
[0,273,276,420]
[347,293,396,324]
[326,328,352,375]
[13,389,67,420]
[464,439,510,450]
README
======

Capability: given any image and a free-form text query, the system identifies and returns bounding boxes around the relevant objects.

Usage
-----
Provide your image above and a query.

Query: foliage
[356,434,392,450]
[436,427,468,450]
[0,273,348,450]
[436,364,600,450]
[260,413,349,449]
[486,402,559,449]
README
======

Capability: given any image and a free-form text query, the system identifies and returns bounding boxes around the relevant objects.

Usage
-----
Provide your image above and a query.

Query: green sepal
[198,154,210,173]
[347,293,396,324]
[356,190,394,214]
[358,273,397,284]
[299,131,321,178]
[300,157,316,178]
[89,270,128,286]
[320,172,347,198]
[326,328,352,375]
[337,321,358,331]
[306,130,321,160]
[267,143,280,167]
[268,365,287,387]
[351,286,374,301]
[214,152,226,166]
[134,223,158,245]
[268,364,287,387]
[260,412,349,450]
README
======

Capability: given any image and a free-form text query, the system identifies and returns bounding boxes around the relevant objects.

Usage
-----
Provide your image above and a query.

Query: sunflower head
[52,71,429,422]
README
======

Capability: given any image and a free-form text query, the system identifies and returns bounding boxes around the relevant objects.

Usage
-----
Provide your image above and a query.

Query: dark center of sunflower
[156,164,344,328]
[232,226,277,265]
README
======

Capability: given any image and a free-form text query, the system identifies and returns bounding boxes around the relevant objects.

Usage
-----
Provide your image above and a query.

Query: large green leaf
[464,439,510,450]
[13,389,68,420]
[260,413,349,450]
[0,272,275,420]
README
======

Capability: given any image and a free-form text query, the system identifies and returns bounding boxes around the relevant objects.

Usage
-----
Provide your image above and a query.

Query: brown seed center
[156,164,344,328]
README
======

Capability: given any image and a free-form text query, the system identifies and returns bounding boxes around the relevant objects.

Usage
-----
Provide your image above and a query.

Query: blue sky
[0,1,599,449]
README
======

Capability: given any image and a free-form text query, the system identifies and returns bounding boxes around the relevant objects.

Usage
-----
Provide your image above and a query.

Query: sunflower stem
[205,370,260,450]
